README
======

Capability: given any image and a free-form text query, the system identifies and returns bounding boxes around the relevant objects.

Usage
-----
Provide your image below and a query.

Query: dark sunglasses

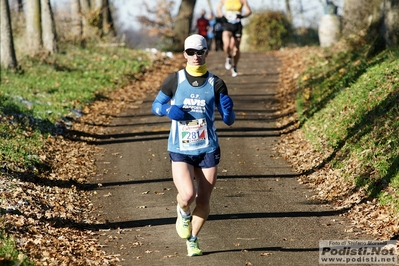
[185,49,206,56]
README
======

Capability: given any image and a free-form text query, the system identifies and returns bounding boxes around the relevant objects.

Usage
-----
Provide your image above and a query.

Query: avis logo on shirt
[183,98,206,107]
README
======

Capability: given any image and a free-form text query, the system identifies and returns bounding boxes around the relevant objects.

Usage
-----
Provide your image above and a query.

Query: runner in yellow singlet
[217,0,252,77]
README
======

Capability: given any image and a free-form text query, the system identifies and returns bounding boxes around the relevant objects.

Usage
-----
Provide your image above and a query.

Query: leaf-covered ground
[1,54,186,265]
[1,48,397,265]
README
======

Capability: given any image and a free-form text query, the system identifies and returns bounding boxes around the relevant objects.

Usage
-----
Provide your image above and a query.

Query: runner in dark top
[196,9,210,44]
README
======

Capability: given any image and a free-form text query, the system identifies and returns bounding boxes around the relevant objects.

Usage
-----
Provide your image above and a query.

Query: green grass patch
[0,228,35,265]
[0,117,44,169]
[0,42,153,261]
[297,47,399,209]
[1,43,151,122]
[0,42,152,170]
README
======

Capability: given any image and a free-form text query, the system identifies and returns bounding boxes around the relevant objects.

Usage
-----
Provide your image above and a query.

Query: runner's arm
[217,0,225,17]
[219,94,235,126]
[152,91,171,116]
[214,77,235,126]
[152,90,186,120]
[152,73,185,120]
[241,0,252,18]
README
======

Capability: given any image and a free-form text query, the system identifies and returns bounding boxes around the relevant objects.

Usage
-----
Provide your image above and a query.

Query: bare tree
[285,0,292,22]
[13,0,24,21]
[8,0,24,13]
[41,0,58,53]
[173,0,196,50]
[17,0,23,13]
[93,0,102,11]
[1,0,18,69]
[80,0,93,38]
[102,0,115,36]
[25,0,42,55]
[137,0,196,50]
[137,0,175,39]
[136,0,177,49]
[71,0,83,37]
[91,0,115,37]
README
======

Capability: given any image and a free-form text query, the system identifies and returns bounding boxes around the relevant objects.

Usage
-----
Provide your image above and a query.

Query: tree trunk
[285,0,292,22]
[173,0,196,51]
[1,0,18,69]
[343,0,398,49]
[17,0,23,13]
[71,0,82,38]
[25,0,42,55]
[15,0,24,23]
[94,0,103,31]
[80,0,92,38]
[382,0,399,47]
[342,0,384,38]
[41,0,58,53]
[101,0,112,35]
[102,0,115,36]
[93,0,102,10]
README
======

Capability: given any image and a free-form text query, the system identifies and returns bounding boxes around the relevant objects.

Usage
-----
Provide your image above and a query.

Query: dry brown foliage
[2,47,398,265]
[1,53,185,265]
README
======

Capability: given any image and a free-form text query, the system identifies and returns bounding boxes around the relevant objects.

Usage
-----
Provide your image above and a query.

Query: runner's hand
[236,14,244,19]
[161,104,185,120]
[220,94,233,114]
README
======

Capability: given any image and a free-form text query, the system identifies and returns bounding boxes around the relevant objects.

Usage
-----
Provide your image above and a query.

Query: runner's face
[184,49,208,66]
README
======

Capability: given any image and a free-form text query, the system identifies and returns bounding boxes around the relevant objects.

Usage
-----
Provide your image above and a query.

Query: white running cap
[184,34,208,51]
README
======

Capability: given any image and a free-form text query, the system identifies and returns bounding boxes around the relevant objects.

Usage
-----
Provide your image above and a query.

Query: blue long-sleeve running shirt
[152,69,234,155]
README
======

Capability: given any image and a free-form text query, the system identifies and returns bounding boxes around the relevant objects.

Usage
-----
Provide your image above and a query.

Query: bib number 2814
[178,118,209,151]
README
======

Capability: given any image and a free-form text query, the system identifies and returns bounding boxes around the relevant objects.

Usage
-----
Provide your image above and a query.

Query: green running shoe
[176,204,191,239]
[186,238,203,256]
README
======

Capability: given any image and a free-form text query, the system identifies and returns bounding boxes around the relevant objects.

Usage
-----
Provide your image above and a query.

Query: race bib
[226,11,240,24]
[178,118,209,151]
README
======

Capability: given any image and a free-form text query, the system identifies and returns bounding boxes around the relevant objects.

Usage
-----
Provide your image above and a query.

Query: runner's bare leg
[191,166,217,236]
[172,162,196,214]
[232,37,241,67]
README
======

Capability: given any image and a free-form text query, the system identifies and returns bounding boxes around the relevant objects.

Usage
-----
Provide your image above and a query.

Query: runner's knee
[195,198,211,211]
[179,191,196,205]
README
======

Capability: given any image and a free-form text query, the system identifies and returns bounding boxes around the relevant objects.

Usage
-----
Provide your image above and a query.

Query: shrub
[245,10,293,52]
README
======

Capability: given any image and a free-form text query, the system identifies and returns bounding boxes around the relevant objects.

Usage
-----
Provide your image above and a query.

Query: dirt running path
[89,51,368,266]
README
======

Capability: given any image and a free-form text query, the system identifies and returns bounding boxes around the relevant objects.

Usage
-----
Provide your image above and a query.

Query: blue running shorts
[169,147,221,168]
